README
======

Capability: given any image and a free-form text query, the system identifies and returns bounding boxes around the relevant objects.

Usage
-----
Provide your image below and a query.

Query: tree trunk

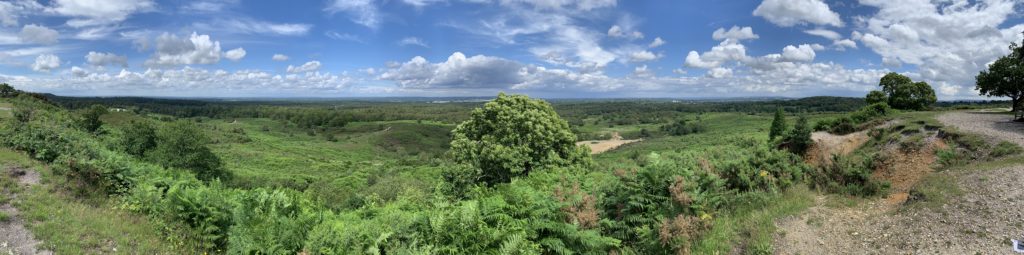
[1014,96,1022,121]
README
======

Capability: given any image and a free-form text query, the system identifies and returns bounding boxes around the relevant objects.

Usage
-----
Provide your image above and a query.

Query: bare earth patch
[577,132,641,154]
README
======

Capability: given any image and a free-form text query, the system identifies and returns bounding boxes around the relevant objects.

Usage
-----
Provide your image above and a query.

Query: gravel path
[775,112,1024,254]
[937,111,1024,147]
[1,167,52,255]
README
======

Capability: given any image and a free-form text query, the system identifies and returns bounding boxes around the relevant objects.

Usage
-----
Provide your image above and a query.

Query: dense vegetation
[0,81,1008,254]
[976,38,1024,113]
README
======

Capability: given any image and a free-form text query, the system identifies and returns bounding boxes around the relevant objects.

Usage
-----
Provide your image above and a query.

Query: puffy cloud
[853,0,1024,96]
[271,54,289,61]
[85,51,127,66]
[194,18,312,36]
[804,28,840,40]
[607,25,643,40]
[324,0,381,29]
[684,40,748,69]
[833,39,857,50]
[144,32,227,66]
[224,48,246,61]
[628,50,659,62]
[49,0,155,27]
[380,52,524,88]
[19,24,59,44]
[781,44,816,62]
[31,54,60,72]
[712,26,758,41]
[753,0,843,27]
[398,37,429,47]
[707,67,733,78]
[287,61,322,73]
[648,37,665,48]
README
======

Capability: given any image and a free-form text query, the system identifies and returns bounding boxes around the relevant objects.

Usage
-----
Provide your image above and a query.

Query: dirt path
[775,113,1024,254]
[1,167,52,255]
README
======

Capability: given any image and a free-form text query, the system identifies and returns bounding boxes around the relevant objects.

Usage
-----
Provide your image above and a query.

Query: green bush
[989,141,1022,158]
[809,155,888,197]
[148,120,231,182]
[164,182,236,250]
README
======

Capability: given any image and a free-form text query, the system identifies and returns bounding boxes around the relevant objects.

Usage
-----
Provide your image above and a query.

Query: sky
[0,0,1022,99]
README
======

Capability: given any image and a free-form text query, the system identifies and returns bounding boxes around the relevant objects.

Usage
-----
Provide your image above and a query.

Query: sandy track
[937,111,1024,147]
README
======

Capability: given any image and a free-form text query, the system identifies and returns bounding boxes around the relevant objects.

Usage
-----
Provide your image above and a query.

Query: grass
[691,185,816,254]
[989,141,1023,158]
[0,148,184,254]
[0,101,12,119]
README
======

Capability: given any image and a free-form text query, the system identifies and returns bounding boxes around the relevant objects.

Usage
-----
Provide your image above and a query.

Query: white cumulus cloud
[712,26,759,41]
[31,54,60,72]
[753,0,843,27]
[224,48,246,61]
[85,51,127,66]
[272,54,289,61]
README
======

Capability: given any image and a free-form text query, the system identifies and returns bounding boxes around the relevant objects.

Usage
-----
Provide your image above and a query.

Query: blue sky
[0,0,1022,99]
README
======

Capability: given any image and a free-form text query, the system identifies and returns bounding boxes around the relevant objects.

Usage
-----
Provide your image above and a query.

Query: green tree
[450,93,591,185]
[80,104,107,133]
[118,120,157,157]
[784,115,813,155]
[0,83,14,97]
[976,39,1024,113]
[769,108,787,140]
[865,90,887,105]
[149,120,230,181]
[877,73,936,110]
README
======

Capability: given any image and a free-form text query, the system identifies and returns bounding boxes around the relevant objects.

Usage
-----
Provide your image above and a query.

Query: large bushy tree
[977,38,1024,113]
[450,93,591,185]
[0,83,14,97]
[877,72,936,110]
[149,120,230,181]
[769,107,787,140]
[80,104,108,133]
[118,120,158,157]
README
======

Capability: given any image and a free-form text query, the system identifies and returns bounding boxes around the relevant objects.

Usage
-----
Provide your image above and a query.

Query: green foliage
[718,146,807,192]
[0,83,15,97]
[661,118,707,136]
[117,120,157,157]
[878,73,936,110]
[80,104,108,133]
[814,103,893,134]
[809,155,888,197]
[976,41,1024,111]
[227,188,323,254]
[450,93,591,185]
[782,116,812,155]
[865,90,887,105]
[768,108,787,140]
[989,141,1023,158]
[149,120,231,181]
[164,182,236,250]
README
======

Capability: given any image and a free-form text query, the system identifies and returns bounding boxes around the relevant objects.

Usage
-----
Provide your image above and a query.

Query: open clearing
[576,133,642,154]
[775,111,1024,254]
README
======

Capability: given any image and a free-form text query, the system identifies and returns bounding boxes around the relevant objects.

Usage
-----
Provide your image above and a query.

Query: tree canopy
[877,72,936,110]
[149,120,230,181]
[450,93,591,185]
[976,39,1024,113]
[0,83,14,97]
[80,104,108,133]
[865,90,886,105]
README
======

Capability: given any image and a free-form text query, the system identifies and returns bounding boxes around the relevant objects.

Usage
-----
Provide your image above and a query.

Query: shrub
[809,155,888,197]
[989,141,1022,158]
[148,120,231,182]
[164,182,235,250]
[450,93,590,185]
[79,104,107,133]
[117,120,157,157]
[227,189,323,254]
[782,116,813,155]
[768,108,787,140]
